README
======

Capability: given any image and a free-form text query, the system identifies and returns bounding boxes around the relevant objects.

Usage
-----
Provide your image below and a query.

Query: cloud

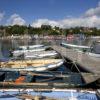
[60,16,100,28]
[7,14,26,26]
[0,12,5,21]
[31,15,100,28]
[84,1,100,17]
[31,19,59,27]
[31,1,100,29]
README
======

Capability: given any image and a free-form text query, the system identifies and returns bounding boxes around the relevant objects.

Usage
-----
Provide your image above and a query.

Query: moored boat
[0,59,64,71]
[24,50,58,59]
[19,44,44,50]
[61,42,90,50]
[61,42,100,58]
[12,45,50,57]
[12,48,46,57]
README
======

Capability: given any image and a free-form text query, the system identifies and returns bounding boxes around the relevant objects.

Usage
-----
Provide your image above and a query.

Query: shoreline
[0,35,100,40]
[0,35,66,40]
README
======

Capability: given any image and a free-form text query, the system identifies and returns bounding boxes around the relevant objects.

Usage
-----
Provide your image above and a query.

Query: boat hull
[87,52,100,58]
[61,42,90,49]
[19,44,44,50]
[13,48,46,57]
[0,59,64,71]
[24,51,58,59]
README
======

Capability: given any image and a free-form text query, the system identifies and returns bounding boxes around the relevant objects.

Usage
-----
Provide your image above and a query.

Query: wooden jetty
[51,45,100,74]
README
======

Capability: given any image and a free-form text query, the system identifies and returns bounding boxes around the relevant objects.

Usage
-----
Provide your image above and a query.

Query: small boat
[61,42,100,58]
[19,44,44,50]
[24,50,58,59]
[0,59,64,71]
[61,42,90,50]
[12,48,46,57]
[12,45,50,57]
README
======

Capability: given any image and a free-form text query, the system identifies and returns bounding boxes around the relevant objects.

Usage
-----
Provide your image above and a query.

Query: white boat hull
[19,44,44,50]
[61,42,90,49]
[24,51,58,59]
[13,48,46,57]
[87,52,100,58]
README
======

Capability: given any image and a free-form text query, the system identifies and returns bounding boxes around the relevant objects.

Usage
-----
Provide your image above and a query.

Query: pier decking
[51,45,100,74]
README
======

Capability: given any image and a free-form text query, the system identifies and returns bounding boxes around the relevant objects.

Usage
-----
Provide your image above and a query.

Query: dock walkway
[52,45,100,74]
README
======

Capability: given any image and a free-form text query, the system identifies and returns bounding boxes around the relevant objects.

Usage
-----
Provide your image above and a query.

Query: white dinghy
[24,50,58,59]
[12,44,49,57]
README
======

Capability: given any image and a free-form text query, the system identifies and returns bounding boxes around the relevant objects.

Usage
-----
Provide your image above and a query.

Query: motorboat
[61,41,100,58]
[61,42,90,50]
[0,59,64,71]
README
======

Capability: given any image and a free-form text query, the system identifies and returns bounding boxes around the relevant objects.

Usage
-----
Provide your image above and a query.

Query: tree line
[0,25,100,36]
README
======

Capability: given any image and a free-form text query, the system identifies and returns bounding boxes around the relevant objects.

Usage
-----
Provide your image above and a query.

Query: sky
[0,0,100,28]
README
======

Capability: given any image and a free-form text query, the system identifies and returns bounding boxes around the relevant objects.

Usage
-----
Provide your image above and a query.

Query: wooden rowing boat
[0,59,64,71]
